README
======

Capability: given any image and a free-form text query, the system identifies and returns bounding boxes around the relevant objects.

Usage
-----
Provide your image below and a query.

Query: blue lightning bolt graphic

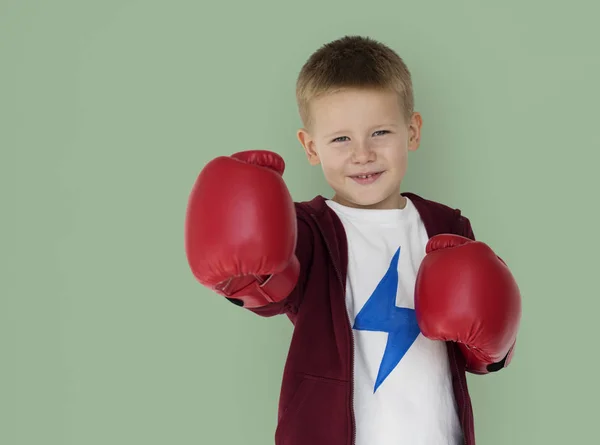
[353,247,421,393]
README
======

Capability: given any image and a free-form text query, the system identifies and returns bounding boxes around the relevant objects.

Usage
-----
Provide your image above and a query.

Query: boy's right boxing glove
[185,150,300,308]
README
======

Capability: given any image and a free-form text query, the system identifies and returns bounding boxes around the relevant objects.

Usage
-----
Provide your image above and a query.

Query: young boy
[185,35,521,445]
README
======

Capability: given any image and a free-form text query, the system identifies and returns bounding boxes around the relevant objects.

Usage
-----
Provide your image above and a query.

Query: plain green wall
[2,0,598,443]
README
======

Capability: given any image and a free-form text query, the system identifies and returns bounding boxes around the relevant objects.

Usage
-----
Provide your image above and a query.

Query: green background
[2,0,598,443]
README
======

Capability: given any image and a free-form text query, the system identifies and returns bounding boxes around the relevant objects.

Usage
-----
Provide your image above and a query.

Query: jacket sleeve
[246,214,314,318]
[454,210,476,241]
[453,210,518,374]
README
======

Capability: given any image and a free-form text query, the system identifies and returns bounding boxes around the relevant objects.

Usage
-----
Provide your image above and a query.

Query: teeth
[358,174,374,178]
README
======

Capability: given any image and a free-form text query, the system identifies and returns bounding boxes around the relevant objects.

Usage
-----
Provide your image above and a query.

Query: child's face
[297,88,422,210]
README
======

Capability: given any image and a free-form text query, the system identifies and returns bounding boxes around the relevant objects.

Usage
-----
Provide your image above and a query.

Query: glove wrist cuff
[217,256,300,308]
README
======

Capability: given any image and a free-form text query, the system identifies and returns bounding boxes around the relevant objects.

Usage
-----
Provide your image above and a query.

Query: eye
[373,130,390,137]
[332,136,350,143]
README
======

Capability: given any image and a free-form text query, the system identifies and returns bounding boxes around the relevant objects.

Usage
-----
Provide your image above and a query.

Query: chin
[335,190,398,209]
[330,174,403,209]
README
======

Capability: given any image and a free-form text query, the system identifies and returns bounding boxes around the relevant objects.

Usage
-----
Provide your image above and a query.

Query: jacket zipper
[449,344,470,445]
[310,214,357,445]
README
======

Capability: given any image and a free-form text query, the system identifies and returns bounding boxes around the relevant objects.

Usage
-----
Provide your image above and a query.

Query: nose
[351,141,375,164]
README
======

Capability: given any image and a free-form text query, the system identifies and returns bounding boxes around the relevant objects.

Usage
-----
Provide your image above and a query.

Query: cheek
[382,140,408,165]
[393,152,408,174]
[322,162,345,182]
[318,146,348,171]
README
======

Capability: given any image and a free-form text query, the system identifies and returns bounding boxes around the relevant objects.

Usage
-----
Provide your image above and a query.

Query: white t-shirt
[326,197,462,445]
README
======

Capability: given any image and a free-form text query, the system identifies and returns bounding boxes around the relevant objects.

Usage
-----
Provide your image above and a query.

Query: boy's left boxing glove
[414,234,522,374]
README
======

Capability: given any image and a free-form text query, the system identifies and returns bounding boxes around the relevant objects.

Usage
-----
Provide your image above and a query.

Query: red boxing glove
[185,150,300,308]
[414,234,522,374]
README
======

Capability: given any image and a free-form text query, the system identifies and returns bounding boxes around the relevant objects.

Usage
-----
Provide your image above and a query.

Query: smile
[350,171,384,184]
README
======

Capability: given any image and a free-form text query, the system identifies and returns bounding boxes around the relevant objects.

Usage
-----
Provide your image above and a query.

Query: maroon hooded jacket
[246,192,496,445]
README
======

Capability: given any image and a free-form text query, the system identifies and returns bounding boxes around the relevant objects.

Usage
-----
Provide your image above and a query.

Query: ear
[297,128,321,166]
[407,112,423,152]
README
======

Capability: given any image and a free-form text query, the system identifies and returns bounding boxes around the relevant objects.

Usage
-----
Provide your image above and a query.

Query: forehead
[309,88,402,132]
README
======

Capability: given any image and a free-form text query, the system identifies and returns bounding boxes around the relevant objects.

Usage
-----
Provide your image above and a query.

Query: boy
[185,35,521,445]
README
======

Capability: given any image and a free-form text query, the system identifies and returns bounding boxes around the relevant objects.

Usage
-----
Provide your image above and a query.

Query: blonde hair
[296,35,414,129]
